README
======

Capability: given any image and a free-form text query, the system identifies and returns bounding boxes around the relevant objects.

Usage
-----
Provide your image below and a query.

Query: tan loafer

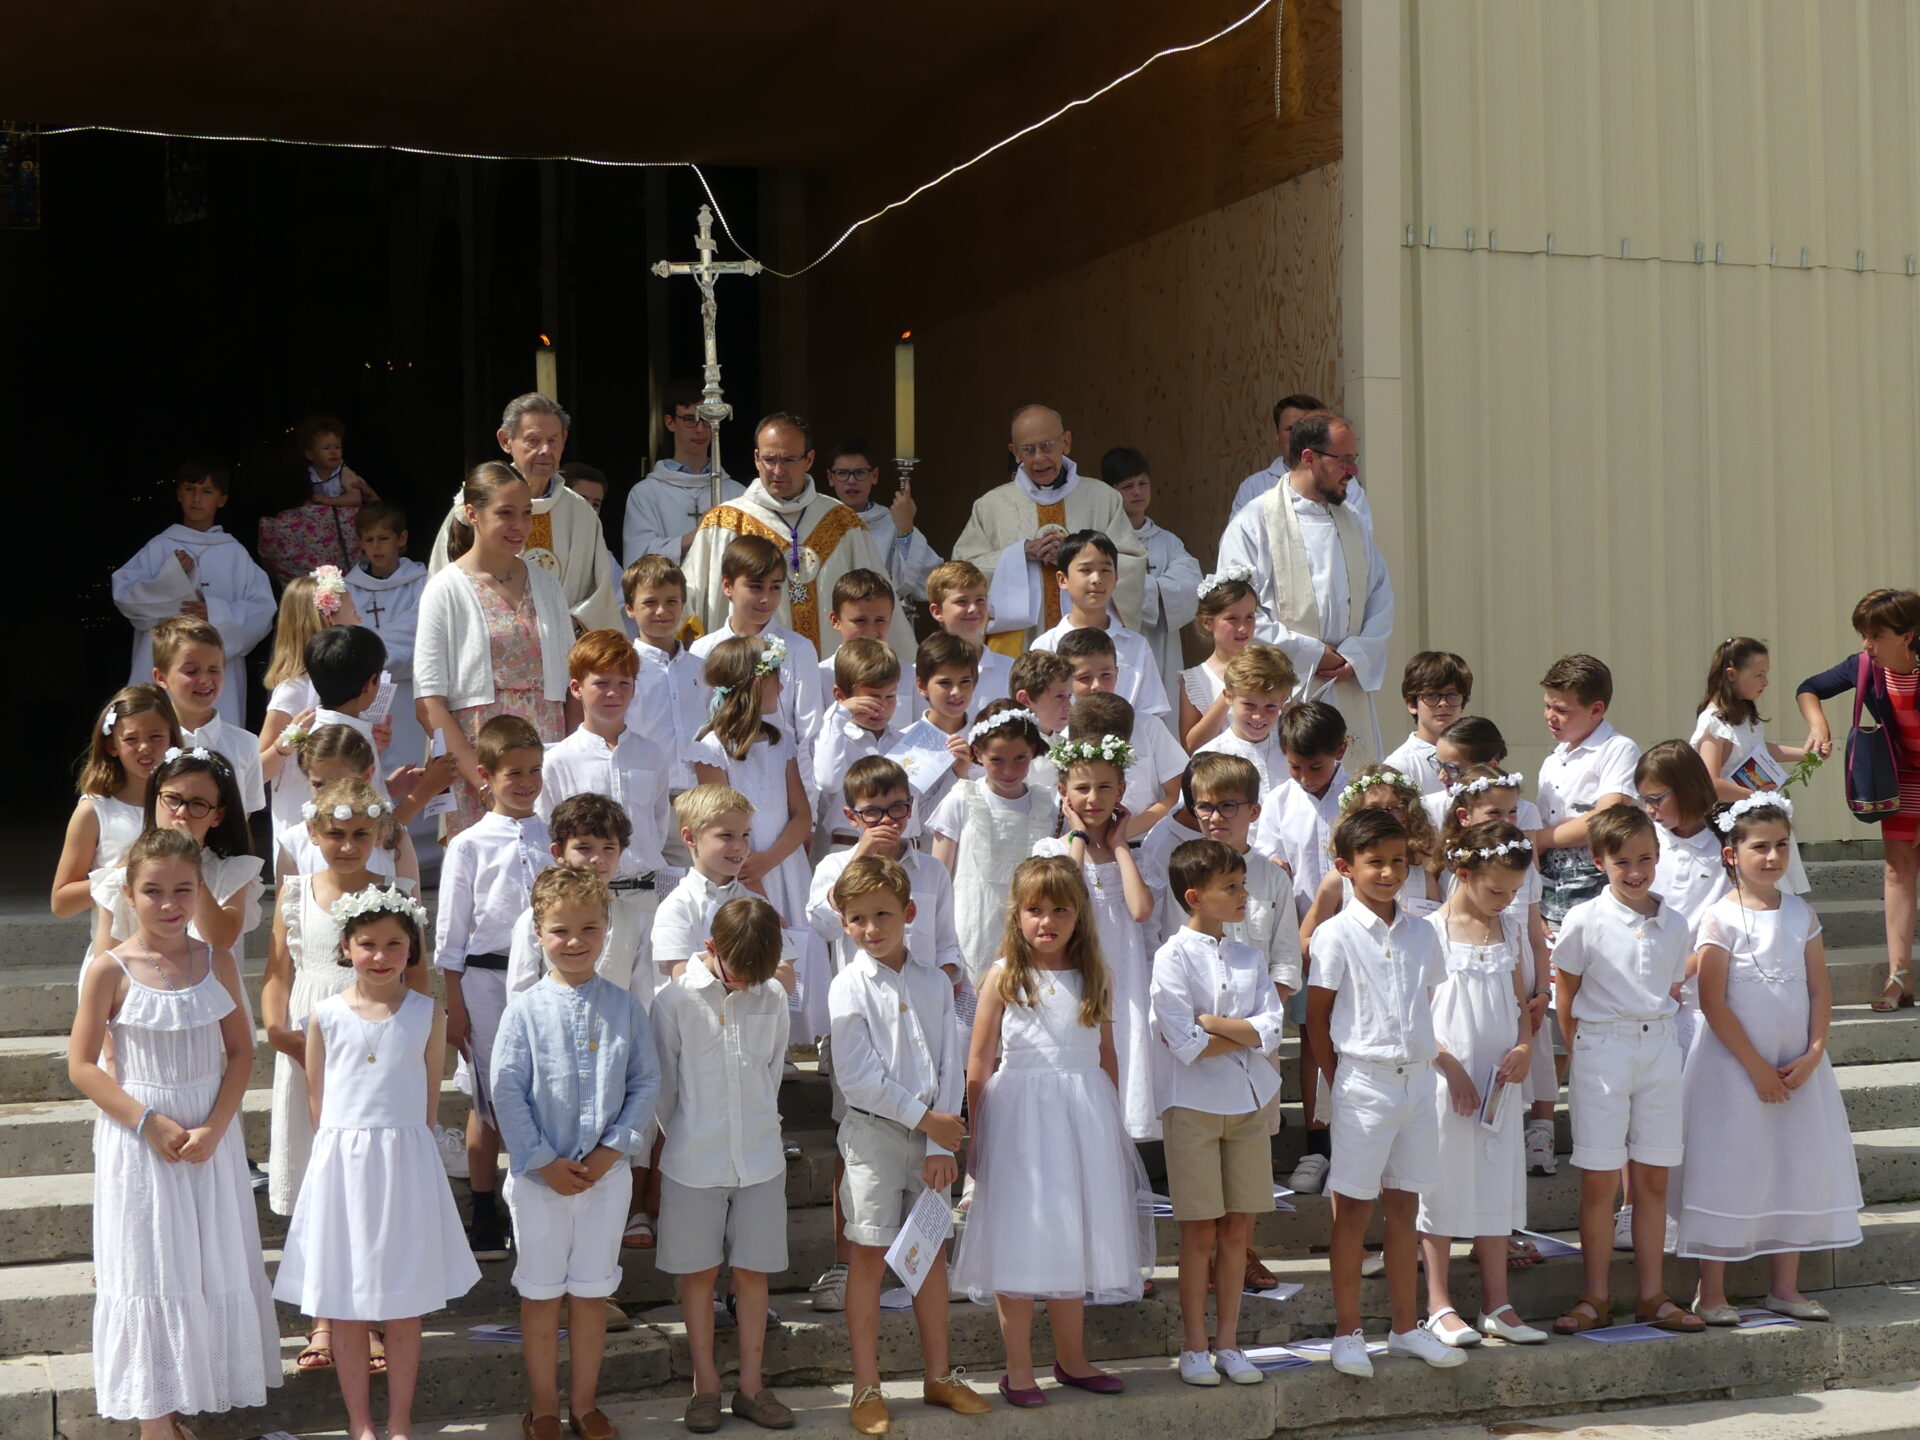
[924,1370,992,1415]
[522,1415,564,1440]
[850,1384,891,1435]
[684,1393,723,1435]
[568,1408,619,1440]
[732,1388,796,1430]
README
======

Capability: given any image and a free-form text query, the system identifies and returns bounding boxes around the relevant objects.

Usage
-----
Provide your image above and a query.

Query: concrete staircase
[3,850,1918,1440]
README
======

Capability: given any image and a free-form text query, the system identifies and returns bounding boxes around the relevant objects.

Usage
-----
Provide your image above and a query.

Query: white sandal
[1422,1306,1483,1348]
[1476,1304,1549,1344]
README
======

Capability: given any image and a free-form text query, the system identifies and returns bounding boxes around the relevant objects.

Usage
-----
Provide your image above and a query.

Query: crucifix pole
[651,204,762,512]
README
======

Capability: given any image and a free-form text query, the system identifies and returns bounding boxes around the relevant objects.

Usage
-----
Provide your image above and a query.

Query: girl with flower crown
[1034,733,1160,1140]
[274,885,479,1440]
[691,634,814,932]
[263,775,427,1372]
[1179,567,1260,751]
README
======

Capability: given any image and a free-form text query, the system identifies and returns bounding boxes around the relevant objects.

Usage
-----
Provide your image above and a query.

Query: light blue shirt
[491,974,660,1182]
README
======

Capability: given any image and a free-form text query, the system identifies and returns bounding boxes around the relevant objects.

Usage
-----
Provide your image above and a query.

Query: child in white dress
[690,633,813,929]
[1417,822,1548,1348]
[259,571,363,840]
[1691,637,1810,893]
[1178,567,1258,751]
[1675,795,1862,1323]
[951,855,1154,1405]
[68,829,279,1437]
[1034,734,1159,1140]
[275,887,480,1440]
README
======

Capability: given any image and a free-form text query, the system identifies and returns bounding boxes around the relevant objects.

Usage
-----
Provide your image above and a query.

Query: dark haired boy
[1530,654,1640,932]
[621,380,743,565]
[1382,651,1472,796]
[822,438,945,603]
[1032,529,1171,719]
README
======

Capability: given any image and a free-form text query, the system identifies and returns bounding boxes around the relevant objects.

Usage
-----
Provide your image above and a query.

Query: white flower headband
[1714,792,1794,835]
[101,704,118,736]
[311,564,348,617]
[330,886,428,929]
[755,636,788,676]
[1197,563,1254,601]
[162,745,228,773]
[1446,836,1534,864]
[302,799,389,822]
[1048,733,1136,771]
[1340,770,1420,808]
[969,707,1040,745]
[1447,771,1525,800]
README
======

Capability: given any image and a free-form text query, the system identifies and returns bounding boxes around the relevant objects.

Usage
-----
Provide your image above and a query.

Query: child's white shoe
[1389,1326,1468,1369]
[1211,1349,1264,1385]
[1477,1306,1549,1345]
[1524,1119,1557,1176]
[1329,1330,1374,1378]
[1288,1153,1330,1194]
[1612,1204,1635,1251]
[1178,1350,1222,1386]
[1421,1308,1482,1348]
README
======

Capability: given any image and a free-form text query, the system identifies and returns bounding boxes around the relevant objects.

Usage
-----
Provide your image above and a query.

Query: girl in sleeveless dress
[1691,637,1809,892]
[68,829,279,1440]
[54,686,182,969]
[952,855,1154,1406]
[263,777,427,1371]
[1675,795,1862,1323]
[274,887,479,1440]
[1178,568,1260,753]
[1416,822,1548,1348]
[1034,734,1159,1141]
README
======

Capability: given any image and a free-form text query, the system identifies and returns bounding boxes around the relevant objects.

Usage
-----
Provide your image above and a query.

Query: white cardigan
[414,562,573,711]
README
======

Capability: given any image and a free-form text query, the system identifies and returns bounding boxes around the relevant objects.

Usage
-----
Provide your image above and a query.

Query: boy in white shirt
[652,895,795,1432]
[1254,701,1351,911]
[650,786,801,994]
[1009,650,1074,792]
[1549,805,1701,1336]
[1151,839,1288,1388]
[904,631,981,825]
[437,713,554,1261]
[623,555,706,866]
[1031,531,1171,718]
[1306,808,1463,1377]
[344,501,431,775]
[822,442,945,605]
[1195,645,1297,792]
[1067,690,1182,839]
[1381,651,1470,797]
[925,560,1011,710]
[825,857,988,1434]
[148,614,265,814]
[814,570,917,724]
[811,639,905,849]
[1529,654,1640,932]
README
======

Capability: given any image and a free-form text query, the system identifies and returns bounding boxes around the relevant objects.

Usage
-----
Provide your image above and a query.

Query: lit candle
[536,333,558,403]
[894,331,915,459]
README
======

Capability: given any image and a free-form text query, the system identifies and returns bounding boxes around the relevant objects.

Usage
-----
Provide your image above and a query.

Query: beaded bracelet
[134,1106,156,1138]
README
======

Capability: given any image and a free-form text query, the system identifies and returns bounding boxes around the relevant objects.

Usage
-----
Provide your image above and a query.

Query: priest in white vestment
[425,393,625,633]
[621,389,742,566]
[1216,412,1393,765]
[950,404,1146,650]
[111,466,275,731]
[680,413,915,658]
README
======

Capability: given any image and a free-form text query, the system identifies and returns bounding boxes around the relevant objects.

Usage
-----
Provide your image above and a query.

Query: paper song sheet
[883,1186,954,1296]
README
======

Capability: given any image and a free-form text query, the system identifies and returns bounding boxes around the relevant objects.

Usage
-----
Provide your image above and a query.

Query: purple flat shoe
[1051,1365,1125,1395]
[999,1375,1047,1408]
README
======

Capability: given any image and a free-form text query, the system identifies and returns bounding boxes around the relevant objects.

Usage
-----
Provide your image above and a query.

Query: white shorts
[452,966,508,1128]
[655,1174,789,1276]
[504,1165,629,1300]
[1326,1059,1439,1202]
[1568,1018,1683,1171]
[838,1110,947,1248]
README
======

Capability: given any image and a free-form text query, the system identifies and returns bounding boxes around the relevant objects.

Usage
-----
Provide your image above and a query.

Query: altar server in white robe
[1101,447,1201,737]
[621,383,742,566]
[1216,411,1392,766]
[425,392,626,633]
[111,462,275,731]
[950,404,1146,652]
[680,411,915,659]
[343,500,429,769]
[819,437,944,604]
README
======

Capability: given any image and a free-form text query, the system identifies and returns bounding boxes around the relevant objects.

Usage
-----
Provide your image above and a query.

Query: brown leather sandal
[1553,1293,1613,1334]
[1636,1291,1706,1332]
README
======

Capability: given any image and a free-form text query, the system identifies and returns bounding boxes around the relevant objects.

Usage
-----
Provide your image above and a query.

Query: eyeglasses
[1417,691,1465,708]
[828,466,874,482]
[1435,759,1467,780]
[851,800,914,825]
[669,412,711,428]
[157,791,216,819]
[1307,448,1360,469]
[1192,800,1248,820]
[756,452,809,467]
[1637,788,1673,810]
[1014,437,1064,459]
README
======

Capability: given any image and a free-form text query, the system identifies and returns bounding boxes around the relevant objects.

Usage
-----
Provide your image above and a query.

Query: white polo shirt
[1195,726,1285,794]
[1551,889,1690,1025]
[1536,720,1640,830]
[1308,901,1446,1066]
[1149,927,1288,1115]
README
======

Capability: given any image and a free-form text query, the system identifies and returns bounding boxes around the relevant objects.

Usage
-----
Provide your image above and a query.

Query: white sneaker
[1612,1204,1635,1251]
[1389,1325,1468,1368]
[1524,1119,1557,1176]
[1329,1330,1374,1378]
[1178,1349,1222,1386]
[436,1125,468,1178]
[1360,1250,1387,1278]
[1288,1152,1331,1194]
[809,1262,849,1311]
[1212,1348,1264,1385]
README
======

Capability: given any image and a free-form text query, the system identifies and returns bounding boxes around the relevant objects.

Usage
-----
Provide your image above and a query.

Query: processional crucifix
[651,204,762,511]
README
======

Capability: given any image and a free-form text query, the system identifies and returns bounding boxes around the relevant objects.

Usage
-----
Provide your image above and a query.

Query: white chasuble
[112,524,275,730]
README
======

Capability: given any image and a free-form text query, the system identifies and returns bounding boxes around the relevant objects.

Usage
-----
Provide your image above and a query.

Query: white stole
[1262,484,1379,761]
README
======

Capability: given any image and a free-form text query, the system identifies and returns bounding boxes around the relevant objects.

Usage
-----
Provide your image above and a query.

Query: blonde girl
[1675,795,1861,1323]
[259,570,363,784]
[1418,821,1547,1348]
[68,828,279,1439]
[950,856,1153,1406]
[1037,735,1158,1141]
[1180,567,1260,751]
[691,634,813,931]
[1298,767,1443,948]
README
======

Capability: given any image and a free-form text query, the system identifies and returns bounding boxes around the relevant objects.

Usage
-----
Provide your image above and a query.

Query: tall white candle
[894,332,915,459]
[536,334,558,403]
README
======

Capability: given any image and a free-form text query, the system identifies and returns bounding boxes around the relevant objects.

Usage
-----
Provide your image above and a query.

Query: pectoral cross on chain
[651,205,762,511]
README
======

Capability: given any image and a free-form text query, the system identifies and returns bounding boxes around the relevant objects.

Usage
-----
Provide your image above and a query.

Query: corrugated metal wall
[1398,0,1920,839]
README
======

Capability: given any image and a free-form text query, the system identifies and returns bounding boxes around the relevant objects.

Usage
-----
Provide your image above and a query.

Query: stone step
[0,912,274,971]
[1811,899,1891,951]
[0,961,270,1039]
[1805,858,1891,899]
[8,1279,1918,1440]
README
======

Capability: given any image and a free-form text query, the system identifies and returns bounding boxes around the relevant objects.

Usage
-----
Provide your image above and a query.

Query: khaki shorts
[1162,1106,1276,1221]
[838,1109,950,1247]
